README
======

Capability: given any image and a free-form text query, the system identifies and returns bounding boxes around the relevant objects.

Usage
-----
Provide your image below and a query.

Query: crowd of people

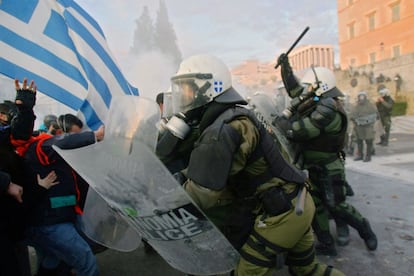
[1,79,105,276]
[1,52,392,275]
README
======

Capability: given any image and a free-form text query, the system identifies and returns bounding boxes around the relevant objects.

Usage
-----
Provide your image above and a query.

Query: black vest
[187,106,305,194]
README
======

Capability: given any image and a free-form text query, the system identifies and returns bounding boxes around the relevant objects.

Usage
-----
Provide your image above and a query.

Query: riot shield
[81,188,141,252]
[54,96,239,275]
[247,92,296,163]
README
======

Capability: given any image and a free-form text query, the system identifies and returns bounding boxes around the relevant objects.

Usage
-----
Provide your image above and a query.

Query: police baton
[295,186,307,215]
[274,26,310,69]
[295,170,309,215]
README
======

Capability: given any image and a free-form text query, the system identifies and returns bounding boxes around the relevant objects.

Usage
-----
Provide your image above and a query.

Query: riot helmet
[357,91,368,104]
[170,54,246,115]
[301,66,343,98]
[378,87,390,97]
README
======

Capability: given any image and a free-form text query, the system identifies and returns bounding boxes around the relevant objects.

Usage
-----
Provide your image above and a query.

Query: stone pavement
[321,114,414,275]
[346,115,414,185]
[390,115,414,134]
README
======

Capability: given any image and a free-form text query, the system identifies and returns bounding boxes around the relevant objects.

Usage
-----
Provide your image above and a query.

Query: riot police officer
[163,54,344,275]
[376,87,394,146]
[350,91,378,162]
[276,55,378,256]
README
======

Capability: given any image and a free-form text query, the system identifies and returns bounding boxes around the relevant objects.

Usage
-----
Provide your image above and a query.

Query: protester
[1,79,59,276]
[39,114,62,135]
[12,78,104,276]
[57,113,83,134]
[162,54,344,275]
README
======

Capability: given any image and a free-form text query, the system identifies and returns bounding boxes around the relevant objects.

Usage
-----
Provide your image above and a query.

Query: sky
[75,0,339,99]
[0,0,340,123]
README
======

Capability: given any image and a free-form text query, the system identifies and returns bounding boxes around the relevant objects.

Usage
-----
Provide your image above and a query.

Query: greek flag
[0,0,139,130]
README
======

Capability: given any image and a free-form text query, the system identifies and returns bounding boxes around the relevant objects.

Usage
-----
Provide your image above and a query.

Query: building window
[368,13,376,31]
[350,58,356,66]
[348,22,355,39]
[369,52,376,64]
[393,45,401,57]
[391,2,400,22]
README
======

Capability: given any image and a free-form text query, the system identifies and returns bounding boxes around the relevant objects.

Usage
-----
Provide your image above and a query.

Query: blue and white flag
[0,0,139,130]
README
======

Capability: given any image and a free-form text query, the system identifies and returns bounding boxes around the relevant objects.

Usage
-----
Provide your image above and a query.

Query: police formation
[156,54,349,275]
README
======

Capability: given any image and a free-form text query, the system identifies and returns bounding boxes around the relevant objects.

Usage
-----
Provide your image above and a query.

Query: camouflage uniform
[182,105,344,276]
[349,92,378,162]
[276,59,378,257]
[166,54,344,275]
[376,93,394,146]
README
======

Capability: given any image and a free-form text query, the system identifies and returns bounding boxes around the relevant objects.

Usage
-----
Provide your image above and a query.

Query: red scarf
[12,133,53,157]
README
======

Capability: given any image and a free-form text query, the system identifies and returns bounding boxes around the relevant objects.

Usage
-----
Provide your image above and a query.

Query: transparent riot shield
[81,188,141,252]
[247,92,296,163]
[54,96,239,275]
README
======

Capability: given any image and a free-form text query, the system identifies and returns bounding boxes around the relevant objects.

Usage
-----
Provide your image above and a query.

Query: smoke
[121,50,178,103]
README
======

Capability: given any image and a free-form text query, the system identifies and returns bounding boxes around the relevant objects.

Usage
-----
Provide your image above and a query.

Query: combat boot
[364,140,373,162]
[354,140,363,161]
[377,135,385,145]
[383,132,390,146]
[358,218,378,251]
[336,221,350,246]
[315,241,337,256]
[315,232,337,256]
[354,155,363,161]
[345,181,355,197]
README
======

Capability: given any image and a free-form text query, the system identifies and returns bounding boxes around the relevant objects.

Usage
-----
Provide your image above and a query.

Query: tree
[153,0,182,67]
[130,6,154,55]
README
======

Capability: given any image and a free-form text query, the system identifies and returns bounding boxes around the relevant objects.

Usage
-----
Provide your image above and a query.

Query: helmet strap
[197,81,211,97]
[193,82,212,108]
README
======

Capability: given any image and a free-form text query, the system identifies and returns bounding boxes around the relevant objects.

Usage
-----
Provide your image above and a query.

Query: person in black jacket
[0,169,26,276]
[11,79,104,276]
[1,79,59,276]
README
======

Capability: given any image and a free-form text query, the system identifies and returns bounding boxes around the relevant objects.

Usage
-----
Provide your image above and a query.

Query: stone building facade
[337,0,414,114]
[335,52,414,114]
[337,0,414,70]
[231,0,414,113]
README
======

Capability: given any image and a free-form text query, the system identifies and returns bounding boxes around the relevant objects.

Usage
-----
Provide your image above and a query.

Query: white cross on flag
[0,0,139,130]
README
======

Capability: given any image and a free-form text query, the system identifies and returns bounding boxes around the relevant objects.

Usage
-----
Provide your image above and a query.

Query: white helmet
[171,54,245,114]
[378,87,390,96]
[357,91,368,103]
[301,66,340,97]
